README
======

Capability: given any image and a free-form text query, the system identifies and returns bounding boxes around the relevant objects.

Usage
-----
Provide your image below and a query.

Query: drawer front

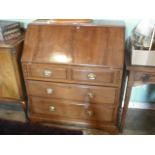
[27,64,67,80]
[30,97,115,122]
[135,72,155,83]
[71,67,122,85]
[28,80,117,104]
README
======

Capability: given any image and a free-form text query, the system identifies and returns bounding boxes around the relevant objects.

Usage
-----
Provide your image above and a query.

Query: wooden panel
[27,80,117,104]
[27,63,67,80]
[72,26,124,67]
[50,19,93,23]
[134,72,155,83]
[30,97,115,122]
[22,25,73,63]
[22,24,124,68]
[0,49,19,99]
[71,67,122,85]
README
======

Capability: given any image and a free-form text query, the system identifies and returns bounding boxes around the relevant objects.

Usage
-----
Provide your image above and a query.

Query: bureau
[22,19,125,134]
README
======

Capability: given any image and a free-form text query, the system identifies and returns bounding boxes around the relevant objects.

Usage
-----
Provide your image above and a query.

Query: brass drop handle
[76,26,80,29]
[87,73,96,80]
[87,92,94,99]
[86,110,94,117]
[142,74,150,82]
[49,106,56,112]
[46,88,54,94]
[43,69,52,77]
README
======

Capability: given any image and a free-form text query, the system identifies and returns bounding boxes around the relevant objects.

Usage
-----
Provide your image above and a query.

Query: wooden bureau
[0,36,26,110]
[22,20,125,134]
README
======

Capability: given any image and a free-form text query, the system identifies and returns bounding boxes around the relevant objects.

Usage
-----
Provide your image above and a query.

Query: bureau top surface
[22,20,125,68]
[31,19,125,27]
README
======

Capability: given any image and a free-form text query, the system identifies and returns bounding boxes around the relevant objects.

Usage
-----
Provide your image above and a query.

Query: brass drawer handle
[43,69,53,77]
[46,88,54,94]
[49,106,56,112]
[142,74,150,82]
[87,92,94,99]
[87,73,96,80]
[86,110,94,117]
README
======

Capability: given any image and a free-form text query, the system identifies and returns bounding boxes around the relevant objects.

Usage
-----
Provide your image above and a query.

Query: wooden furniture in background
[22,20,125,134]
[121,49,155,131]
[0,36,26,111]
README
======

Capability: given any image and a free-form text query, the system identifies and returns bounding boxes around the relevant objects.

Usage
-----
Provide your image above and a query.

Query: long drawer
[27,80,117,104]
[30,97,115,123]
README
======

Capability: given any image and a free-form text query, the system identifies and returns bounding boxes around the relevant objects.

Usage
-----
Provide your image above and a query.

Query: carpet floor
[0,119,83,135]
[124,108,155,135]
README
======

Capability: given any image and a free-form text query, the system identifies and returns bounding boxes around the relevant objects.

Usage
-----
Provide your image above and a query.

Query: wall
[6,19,155,103]
[6,19,34,27]
[9,19,141,36]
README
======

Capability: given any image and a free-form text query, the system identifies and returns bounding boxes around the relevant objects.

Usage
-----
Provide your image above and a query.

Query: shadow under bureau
[21,20,125,134]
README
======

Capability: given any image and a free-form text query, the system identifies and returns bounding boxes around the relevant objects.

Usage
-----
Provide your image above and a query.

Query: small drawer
[30,97,115,122]
[134,72,155,83]
[28,80,117,104]
[71,67,122,85]
[27,63,67,80]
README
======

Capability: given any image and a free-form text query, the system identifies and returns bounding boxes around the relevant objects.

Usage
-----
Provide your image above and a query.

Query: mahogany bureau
[21,20,125,134]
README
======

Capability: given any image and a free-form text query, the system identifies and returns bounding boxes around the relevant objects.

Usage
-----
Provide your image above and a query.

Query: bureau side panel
[0,48,19,99]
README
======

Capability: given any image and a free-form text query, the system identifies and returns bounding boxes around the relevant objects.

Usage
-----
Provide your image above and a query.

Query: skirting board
[129,101,155,110]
